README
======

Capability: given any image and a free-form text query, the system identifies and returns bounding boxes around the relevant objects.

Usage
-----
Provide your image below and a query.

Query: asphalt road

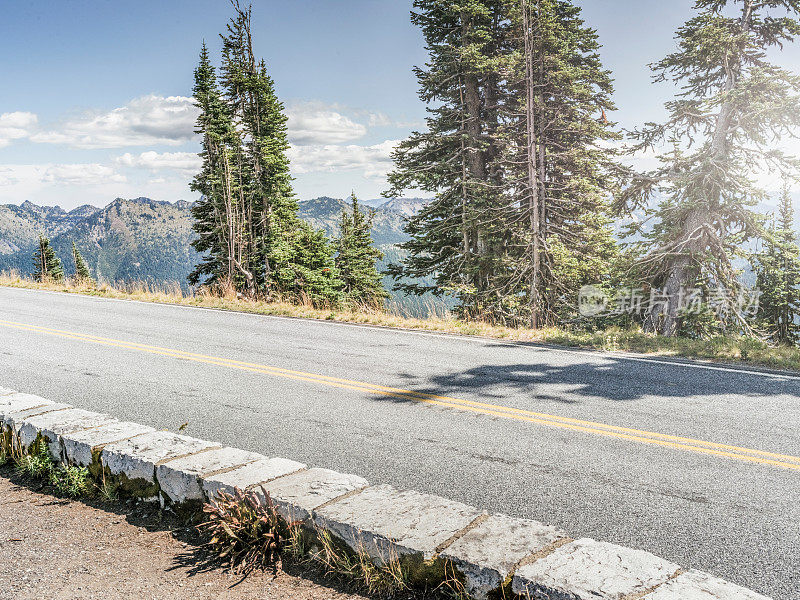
[1,286,798,597]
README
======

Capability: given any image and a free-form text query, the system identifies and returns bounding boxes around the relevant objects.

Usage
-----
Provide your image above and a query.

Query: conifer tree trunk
[654,1,753,336]
[523,0,542,329]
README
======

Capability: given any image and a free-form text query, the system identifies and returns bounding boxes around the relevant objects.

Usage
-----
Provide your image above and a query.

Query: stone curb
[0,389,771,600]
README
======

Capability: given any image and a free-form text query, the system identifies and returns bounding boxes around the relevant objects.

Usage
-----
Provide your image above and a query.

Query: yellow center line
[2,318,799,471]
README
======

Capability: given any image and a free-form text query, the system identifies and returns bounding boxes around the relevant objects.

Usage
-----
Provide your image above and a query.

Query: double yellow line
[2,317,800,471]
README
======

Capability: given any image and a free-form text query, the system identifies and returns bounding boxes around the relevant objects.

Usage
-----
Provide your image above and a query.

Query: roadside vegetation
[4,271,800,372]
[1,435,91,499]
[0,431,472,599]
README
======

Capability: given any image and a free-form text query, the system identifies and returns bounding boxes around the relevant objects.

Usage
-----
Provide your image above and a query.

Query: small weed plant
[6,434,91,498]
[199,486,294,574]
[50,463,91,498]
[14,438,54,479]
[307,527,409,596]
[95,469,119,502]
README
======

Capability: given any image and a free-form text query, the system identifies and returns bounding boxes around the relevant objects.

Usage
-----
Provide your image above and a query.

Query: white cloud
[30,95,199,149]
[288,139,398,179]
[365,111,423,129]
[0,163,193,210]
[0,166,21,186]
[286,102,367,145]
[41,164,126,185]
[0,112,38,148]
[116,150,201,173]
[367,112,392,127]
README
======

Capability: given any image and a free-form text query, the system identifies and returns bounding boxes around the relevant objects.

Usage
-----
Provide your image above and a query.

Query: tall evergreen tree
[387,0,618,326]
[499,0,619,326]
[386,0,502,320]
[71,242,93,284]
[336,194,388,308]
[189,3,341,305]
[618,0,800,336]
[752,185,800,344]
[188,42,243,291]
[33,236,63,283]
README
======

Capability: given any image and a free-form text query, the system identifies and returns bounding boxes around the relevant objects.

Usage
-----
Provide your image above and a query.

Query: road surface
[0,286,798,597]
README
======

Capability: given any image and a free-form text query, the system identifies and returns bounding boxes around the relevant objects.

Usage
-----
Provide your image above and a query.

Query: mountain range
[0,196,426,300]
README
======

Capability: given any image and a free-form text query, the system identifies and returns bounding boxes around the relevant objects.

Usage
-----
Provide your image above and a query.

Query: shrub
[50,464,91,498]
[198,486,293,574]
[14,438,54,479]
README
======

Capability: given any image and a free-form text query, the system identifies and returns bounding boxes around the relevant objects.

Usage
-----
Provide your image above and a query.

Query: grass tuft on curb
[2,433,92,498]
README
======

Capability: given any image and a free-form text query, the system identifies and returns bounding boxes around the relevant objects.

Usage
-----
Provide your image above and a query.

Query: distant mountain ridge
[0,196,426,291]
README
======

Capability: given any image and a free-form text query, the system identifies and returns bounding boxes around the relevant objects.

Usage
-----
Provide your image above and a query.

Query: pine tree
[278,224,343,307]
[33,236,63,283]
[499,0,619,326]
[386,0,502,320]
[71,242,93,284]
[752,185,800,344]
[188,3,341,306]
[336,194,388,308]
[618,0,800,336]
[188,42,243,291]
[387,0,618,326]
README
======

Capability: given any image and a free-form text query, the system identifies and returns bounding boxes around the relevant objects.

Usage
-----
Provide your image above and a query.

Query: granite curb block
[155,446,264,503]
[201,456,306,499]
[313,484,486,562]
[18,408,118,458]
[511,538,681,599]
[440,513,568,598]
[100,431,220,496]
[62,421,156,467]
[0,387,771,600]
[255,467,369,522]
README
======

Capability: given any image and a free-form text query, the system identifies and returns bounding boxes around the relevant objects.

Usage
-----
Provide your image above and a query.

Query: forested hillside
[0,198,197,287]
[0,196,428,301]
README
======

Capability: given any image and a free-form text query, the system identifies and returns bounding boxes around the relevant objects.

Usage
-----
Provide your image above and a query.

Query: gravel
[0,469,366,600]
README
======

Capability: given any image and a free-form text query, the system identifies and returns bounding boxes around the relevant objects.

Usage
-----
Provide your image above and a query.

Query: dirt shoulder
[0,471,366,600]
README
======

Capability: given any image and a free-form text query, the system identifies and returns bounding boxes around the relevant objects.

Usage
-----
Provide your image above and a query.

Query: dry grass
[3,271,800,372]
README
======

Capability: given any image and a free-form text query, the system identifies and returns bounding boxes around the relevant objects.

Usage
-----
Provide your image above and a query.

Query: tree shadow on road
[374,353,800,406]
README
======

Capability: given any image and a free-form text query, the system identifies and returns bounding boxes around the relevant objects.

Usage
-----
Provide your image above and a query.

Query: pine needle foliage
[752,184,800,344]
[336,194,388,308]
[32,236,63,283]
[72,242,93,284]
[618,0,800,336]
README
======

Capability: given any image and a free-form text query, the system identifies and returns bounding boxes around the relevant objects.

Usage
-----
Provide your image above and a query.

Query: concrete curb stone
[62,421,156,467]
[2,402,73,434]
[17,408,118,458]
[440,513,568,598]
[313,484,486,562]
[100,431,220,496]
[512,538,681,600]
[254,467,368,522]
[201,456,306,500]
[640,570,772,600]
[0,393,61,423]
[155,446,264,503]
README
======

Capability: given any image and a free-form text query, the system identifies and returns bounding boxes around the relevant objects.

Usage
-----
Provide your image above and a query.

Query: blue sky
[1,0,797,210]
